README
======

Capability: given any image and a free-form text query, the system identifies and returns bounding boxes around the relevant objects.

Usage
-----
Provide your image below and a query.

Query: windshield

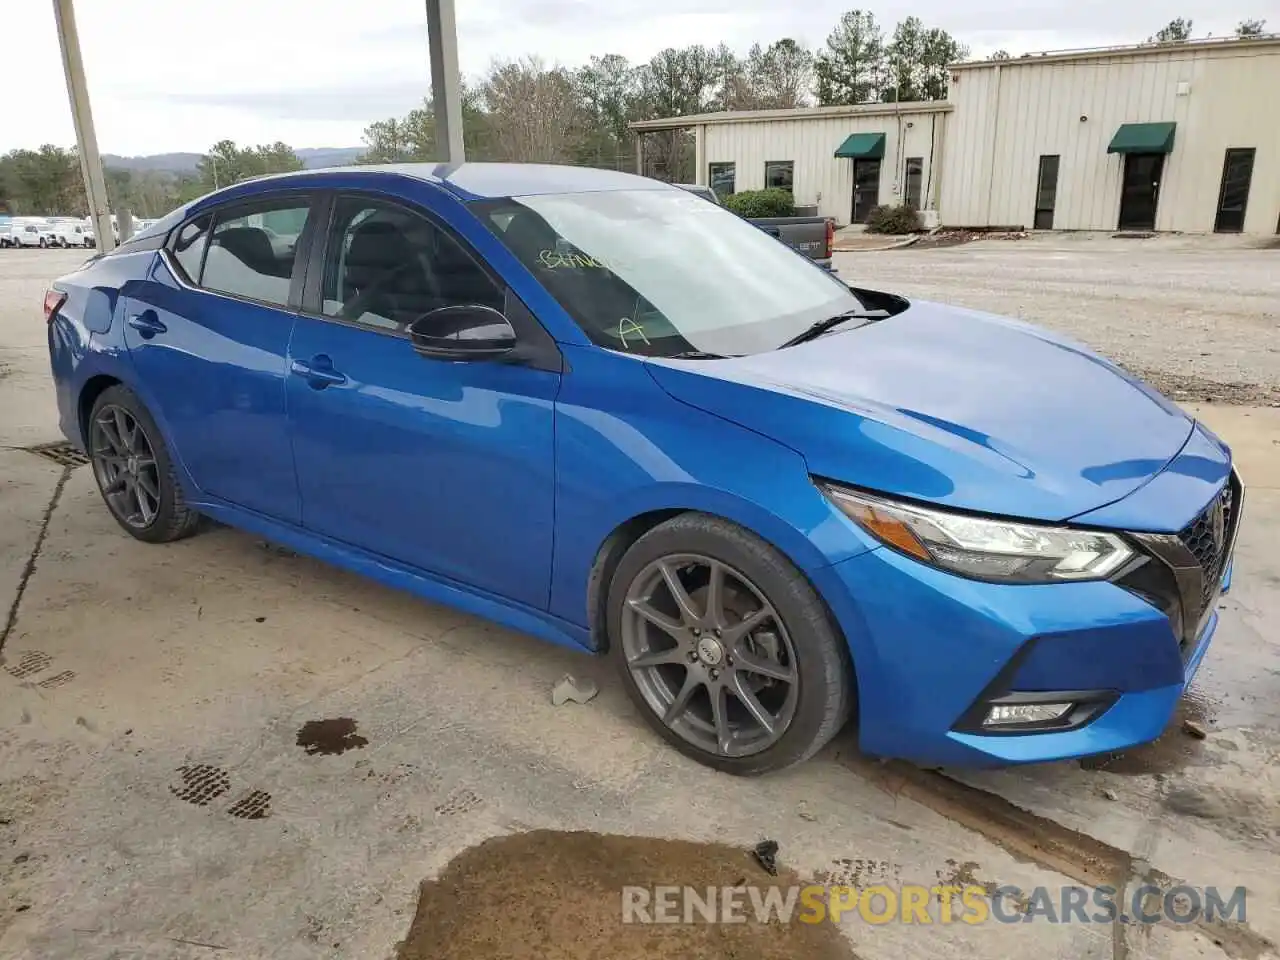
[472,189,858,357]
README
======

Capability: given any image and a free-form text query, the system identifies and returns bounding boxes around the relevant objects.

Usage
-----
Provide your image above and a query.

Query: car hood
[645,298,1195,523]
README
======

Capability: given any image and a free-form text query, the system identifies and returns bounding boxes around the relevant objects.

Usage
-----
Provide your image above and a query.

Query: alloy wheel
[90,404,162,529]
[621,553,799,758]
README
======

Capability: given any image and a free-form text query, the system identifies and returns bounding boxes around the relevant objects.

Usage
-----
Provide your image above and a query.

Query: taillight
[44,289,67,323]
[824,219,835,259]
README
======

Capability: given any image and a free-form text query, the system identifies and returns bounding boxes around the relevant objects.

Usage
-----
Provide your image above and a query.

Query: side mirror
[408,304,517,362]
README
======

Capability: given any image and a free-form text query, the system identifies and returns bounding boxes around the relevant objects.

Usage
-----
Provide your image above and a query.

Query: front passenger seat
[342,222,437,328]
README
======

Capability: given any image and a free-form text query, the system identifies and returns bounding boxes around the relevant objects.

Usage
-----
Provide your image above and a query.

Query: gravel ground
[837,234,1280,405]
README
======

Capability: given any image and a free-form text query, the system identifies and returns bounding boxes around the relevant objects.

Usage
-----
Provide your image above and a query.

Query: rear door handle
[127,311,167,338]
[289,356,348,388]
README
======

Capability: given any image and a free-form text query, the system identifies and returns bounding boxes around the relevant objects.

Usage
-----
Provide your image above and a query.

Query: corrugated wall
[941,47,1280,233]
[702,110,949,224]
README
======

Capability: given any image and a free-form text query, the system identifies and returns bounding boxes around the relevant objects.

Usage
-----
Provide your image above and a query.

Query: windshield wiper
[668,350,730,360]
[779,309,890,349]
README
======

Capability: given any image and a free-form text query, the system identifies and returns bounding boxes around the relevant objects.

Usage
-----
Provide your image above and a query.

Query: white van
[8,221,47,248]
[54,221,95,247]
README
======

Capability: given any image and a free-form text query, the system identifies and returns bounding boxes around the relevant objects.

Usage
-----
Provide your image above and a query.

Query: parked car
[45,164,1242,774]
[675,183,834,270]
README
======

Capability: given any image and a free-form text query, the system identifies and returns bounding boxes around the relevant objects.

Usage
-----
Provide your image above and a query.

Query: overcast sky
[0,0,1264,155]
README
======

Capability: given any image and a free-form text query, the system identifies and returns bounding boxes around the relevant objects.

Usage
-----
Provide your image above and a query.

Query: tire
[607,512,852,775]
[38,237,47,248]
[87,385,201,543]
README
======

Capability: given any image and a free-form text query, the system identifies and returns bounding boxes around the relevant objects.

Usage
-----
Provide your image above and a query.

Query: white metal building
[632,36,1280,235]
[633,101,952,225]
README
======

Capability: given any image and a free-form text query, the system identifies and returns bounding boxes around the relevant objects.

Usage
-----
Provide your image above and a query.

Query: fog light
[982,702,1073,727]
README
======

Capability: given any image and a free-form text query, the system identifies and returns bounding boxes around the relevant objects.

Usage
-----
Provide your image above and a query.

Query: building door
[1034,155,1060,230]
[852,159,881,223]
[1214,148,1255,233]
[1118,153,1164,231]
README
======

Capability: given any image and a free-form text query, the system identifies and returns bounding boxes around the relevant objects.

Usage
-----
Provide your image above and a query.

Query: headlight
[819,483,1134,583]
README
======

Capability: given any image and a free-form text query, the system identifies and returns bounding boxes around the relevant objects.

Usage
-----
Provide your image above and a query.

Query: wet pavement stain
[396,830,858,960]
[296,718,369,756]
[1079,692,1217,776]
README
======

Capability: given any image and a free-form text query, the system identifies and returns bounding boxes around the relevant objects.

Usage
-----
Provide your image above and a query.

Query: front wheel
[38,237,47,248]
[608,513,852,775]
[88,386,201,543]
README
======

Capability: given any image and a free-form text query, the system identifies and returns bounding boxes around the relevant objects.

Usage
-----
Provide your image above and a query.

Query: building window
[1214,148,1255,234]
[764,161,794,192]
[708,162,735,197]
[904,157,923,209]
[1034,155,1060,230]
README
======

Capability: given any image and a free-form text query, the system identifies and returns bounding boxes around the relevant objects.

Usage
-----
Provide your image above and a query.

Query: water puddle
[396,830,856,960]
[296,718,369,756]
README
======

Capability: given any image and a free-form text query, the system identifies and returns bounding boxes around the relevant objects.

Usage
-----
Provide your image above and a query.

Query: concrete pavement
[2,248,1278,959]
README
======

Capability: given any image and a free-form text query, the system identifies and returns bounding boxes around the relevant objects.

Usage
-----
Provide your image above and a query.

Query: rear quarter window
[170,216,211,283]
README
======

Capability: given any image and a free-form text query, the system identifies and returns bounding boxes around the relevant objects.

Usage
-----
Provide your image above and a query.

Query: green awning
[834,132,886,159]
[1107,122,1176,154]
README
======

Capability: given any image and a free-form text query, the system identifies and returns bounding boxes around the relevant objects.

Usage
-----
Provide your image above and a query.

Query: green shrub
[722,188,796,219]
[866,203,922,234]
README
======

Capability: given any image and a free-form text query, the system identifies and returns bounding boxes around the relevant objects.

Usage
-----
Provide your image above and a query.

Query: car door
[285,193,561,609]
[122,194,317,523]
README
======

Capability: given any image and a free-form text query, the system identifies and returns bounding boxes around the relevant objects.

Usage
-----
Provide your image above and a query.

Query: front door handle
[290,356,348,389]
[127,311,167,338]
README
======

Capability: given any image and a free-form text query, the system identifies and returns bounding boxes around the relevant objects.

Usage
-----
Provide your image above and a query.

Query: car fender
[68,338,201,500]
[548,345,879,634]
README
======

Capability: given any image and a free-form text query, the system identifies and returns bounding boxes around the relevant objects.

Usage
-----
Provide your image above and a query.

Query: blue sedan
[45,163,1242,774]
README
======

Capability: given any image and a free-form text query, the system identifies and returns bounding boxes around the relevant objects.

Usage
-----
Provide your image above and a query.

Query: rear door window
[200,200,312,307]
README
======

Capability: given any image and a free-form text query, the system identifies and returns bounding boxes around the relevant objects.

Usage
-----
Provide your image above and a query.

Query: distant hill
[103,146,365,174]
[297,147,365,168]
[103,152,203,173]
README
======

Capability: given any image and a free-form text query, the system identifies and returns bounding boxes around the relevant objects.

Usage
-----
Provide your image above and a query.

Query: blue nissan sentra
[45,163,1242,774]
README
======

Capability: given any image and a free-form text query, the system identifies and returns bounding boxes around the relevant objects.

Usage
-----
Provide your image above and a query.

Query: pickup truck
[675,183,834,270]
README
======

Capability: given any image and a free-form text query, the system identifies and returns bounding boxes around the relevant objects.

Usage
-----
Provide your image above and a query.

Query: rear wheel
[608,513,852,775]
[88,386,201,543]
[38,237,47,248]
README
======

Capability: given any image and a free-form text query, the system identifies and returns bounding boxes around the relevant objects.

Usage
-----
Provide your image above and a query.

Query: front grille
[1179,481,1236,610]
[1115,469,1243,656]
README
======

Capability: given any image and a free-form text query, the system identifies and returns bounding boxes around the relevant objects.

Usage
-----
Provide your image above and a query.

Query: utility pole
[51,0,114,252]
[425,0,465,163]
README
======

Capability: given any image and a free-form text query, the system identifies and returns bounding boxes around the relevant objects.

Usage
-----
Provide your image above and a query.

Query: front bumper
[810,474,1239,768]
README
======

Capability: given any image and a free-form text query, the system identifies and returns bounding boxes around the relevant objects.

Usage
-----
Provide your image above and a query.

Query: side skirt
[191,497,595,654]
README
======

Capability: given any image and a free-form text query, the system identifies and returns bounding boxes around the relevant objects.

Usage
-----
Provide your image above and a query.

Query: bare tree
[482,58,587,163]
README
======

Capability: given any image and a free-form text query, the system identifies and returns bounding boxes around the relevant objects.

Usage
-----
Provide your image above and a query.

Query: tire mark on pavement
[843,756,1274,960]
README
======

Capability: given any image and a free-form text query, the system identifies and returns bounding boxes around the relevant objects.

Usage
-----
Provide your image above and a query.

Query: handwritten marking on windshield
[618,318,650,348]
[538,249,608,269]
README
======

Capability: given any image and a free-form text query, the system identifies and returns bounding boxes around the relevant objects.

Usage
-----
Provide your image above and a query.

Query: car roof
[201,162,672,203]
